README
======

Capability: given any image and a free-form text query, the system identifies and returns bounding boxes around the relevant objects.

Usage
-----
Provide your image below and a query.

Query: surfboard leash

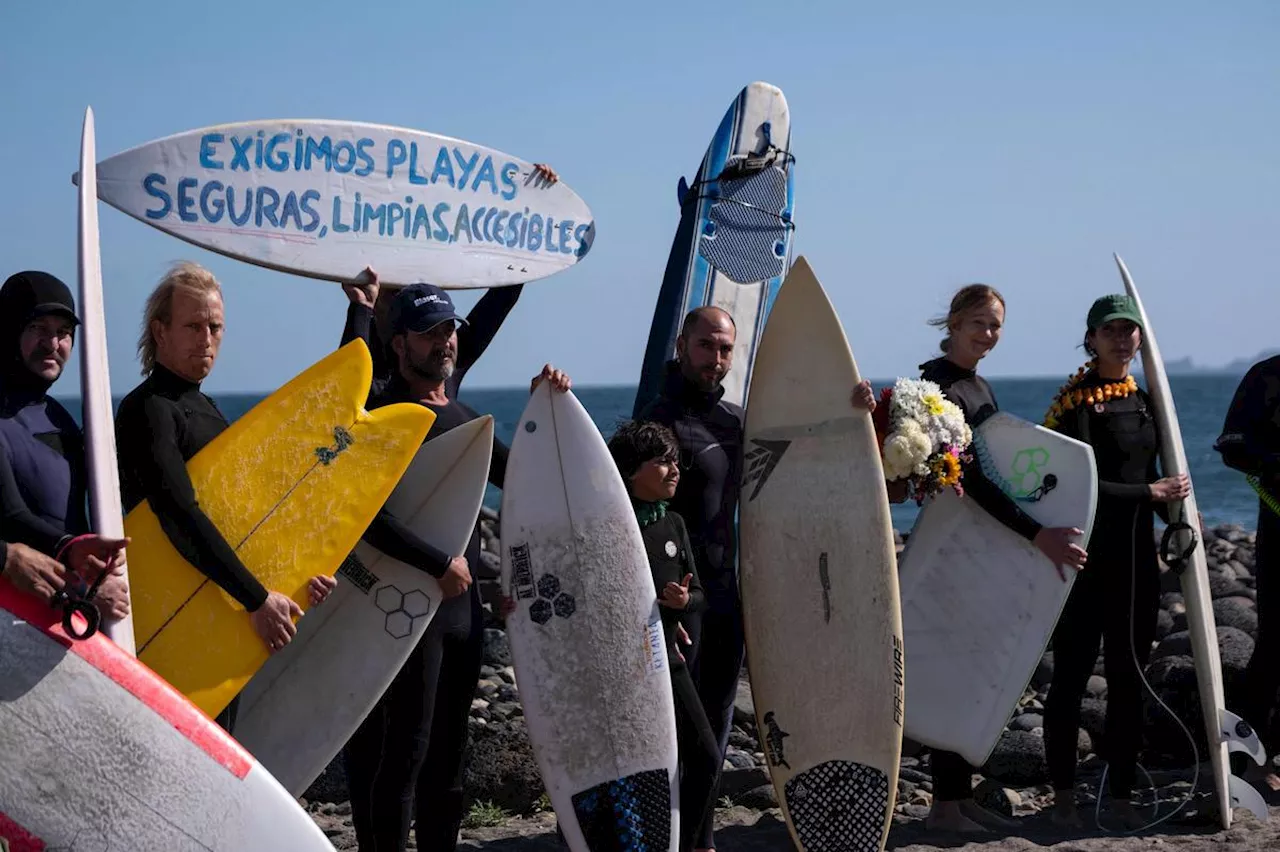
[1091,505,1200,835]
[48,535,112,641]
[1246,475,1280,518]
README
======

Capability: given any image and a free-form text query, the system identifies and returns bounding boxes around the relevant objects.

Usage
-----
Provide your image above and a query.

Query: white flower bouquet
[872,378,973,505]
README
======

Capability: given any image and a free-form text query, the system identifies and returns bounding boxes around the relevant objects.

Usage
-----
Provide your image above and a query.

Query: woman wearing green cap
[1040,294,1190,829]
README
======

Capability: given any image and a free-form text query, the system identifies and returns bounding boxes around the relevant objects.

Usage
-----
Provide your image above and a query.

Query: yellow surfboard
[125,339,434,718]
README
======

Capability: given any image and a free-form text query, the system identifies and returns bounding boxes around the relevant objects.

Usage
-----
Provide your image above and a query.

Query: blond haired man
[114,261,335,733]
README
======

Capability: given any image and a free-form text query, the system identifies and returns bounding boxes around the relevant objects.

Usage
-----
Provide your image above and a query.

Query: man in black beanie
[0,271,129,623]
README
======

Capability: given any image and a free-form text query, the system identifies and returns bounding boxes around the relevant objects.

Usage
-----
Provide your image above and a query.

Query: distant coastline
[1133,348,1280,378]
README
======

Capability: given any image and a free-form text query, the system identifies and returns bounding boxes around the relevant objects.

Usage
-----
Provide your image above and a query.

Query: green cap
[1087,294,1143,331]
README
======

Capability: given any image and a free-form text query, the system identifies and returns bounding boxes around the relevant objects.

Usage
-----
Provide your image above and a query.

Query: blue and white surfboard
[632,82,796,416]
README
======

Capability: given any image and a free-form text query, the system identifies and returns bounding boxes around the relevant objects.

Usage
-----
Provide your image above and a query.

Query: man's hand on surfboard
[440,556,472,600]
[307,574,337,606]
[252,591,303,654]
[342,266,380,308]
[531,163,559,186]
[530,364,572,395]
[2,541,69,604]
[851,380,876,413]
[94,573,131,620]
[1033,527,1088,581]
[63,533,129,580]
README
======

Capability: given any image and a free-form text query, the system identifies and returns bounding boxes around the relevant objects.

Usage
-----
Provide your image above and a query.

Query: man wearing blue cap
[339,269,570,852]
[0,271,129,626]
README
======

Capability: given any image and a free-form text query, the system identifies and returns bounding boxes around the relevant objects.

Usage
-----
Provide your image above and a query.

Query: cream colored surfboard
[740,256,903,852]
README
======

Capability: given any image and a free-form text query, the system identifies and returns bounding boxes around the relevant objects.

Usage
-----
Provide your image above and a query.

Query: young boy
[606,419,722,852]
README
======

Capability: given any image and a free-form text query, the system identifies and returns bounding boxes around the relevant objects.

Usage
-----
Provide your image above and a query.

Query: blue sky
[1,1,1276,393]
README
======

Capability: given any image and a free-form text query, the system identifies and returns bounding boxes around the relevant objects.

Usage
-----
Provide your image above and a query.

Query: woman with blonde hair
[909,283,1089,832]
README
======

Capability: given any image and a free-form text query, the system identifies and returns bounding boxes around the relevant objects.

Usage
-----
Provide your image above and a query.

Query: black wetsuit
[636,359,744,849]
[1044,372,1166,798]
[1215,354,1280,758]
[918,357,1044,801]
[115,364,269,732]
[0,375,88,557]
[340,286,518,852]
[636,503,720,852]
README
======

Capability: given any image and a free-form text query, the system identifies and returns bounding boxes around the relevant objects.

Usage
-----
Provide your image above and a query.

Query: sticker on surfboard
[73,119,596,289]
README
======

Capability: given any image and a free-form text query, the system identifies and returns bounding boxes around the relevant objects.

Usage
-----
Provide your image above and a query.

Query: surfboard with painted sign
[73,119,595,289]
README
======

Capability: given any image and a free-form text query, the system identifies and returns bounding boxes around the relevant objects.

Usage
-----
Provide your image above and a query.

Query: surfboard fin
[677,176,689,207]
[1221,708,1267,766]
[1228,773,1270,822]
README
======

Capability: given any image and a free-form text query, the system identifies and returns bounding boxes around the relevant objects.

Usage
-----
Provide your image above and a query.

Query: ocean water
[62,373,1263,532]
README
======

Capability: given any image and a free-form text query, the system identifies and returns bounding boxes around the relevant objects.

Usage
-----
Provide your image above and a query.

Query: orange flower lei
[1043,360,1139,428]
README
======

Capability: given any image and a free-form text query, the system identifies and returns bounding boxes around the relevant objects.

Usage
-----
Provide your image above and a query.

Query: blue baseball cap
[388,283,467,335]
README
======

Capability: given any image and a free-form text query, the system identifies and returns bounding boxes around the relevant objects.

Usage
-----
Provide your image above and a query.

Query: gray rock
[479,505,500,525]
[725,747,756,769]
[1154,608,1175,640]
[1078,698,1108,747]
[732,682,756,730]
[718,766,770,799]
[483,628,512,667]
[1009,713,1044,733]
[982,730,1048,786]
[1086,675,1108,699]
[1226,560,1254,581]
[1160,592,1185,613]
[1208,570,1245,598]
[1214,598,1258,638]
[491,702,521,721]
[973,779,1021,817]
[728,729,758,751]
[736,784,778,809]
[1145,653,1196,691]
[1218,625,1255,685]
[899,767,931,786]
[476,550,501,580]
[1153,630,1192,661]
[462,718,544,813]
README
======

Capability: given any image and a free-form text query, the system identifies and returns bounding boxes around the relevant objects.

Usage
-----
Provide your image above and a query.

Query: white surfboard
[0,583,336,851]
[739,257,903,852]
[234,415,493,796]
[74,119,595,289]
[77,106,136,654]
[1115,254,1268,827]
[898,412,1098,767]
[501,386,679,852]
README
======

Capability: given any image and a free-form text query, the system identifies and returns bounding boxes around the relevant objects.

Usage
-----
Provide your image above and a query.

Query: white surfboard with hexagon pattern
[501,385,679,852]
[234,416,493,796]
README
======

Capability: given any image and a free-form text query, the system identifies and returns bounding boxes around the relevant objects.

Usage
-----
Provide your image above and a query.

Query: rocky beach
[301,508,1280,850]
